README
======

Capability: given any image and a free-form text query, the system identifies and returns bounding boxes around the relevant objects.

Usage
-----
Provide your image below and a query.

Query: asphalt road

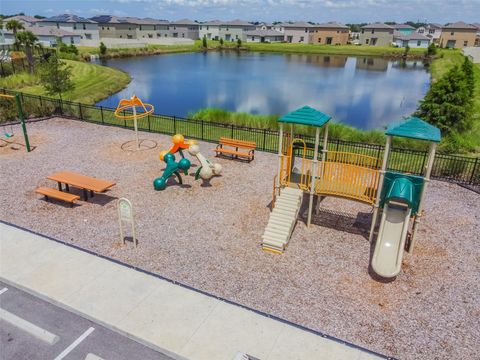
[0,281,176,360]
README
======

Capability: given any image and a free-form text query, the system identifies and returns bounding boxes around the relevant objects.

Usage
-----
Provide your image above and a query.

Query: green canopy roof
[385,117,441,143]
[279,106,331,128]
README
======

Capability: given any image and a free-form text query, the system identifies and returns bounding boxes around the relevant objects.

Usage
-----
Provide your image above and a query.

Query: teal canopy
[279,106,331,128]
[385,117,441,143]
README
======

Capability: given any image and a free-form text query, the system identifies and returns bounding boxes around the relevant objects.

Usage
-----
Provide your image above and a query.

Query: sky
[1,0,480,24]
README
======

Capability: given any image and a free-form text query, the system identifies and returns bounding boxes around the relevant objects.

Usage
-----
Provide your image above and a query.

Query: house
[245,29,284,43]
[472,23,480,46]
[394,33,430,48]
[359,23,394,46]
[91,16,138,39]
[282,22,314,43]
[393,24,415,35]
[3,25,81,46]
[199,20,222,40]
[416,23,443,44]
[169,19,200,40]
[219,20,256,42]
[36,14,99,42]
[311,22,349,45]
[439,21,477,48]
[135,18,169,39]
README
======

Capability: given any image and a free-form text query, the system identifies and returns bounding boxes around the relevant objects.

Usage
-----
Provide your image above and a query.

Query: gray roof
[225,19,253,26]
[362,22,394,30]
[471,22,480,30]
[316,21,348,29]
[394,24,415,30]
[245,29,284,37]
[42,14,96,24]
[4,25,78,37]
[90,15,168,25]
[429,23,443,29]
[202,20,223,25]
[171,18,198,25]
[281,21,313,28]
[443,21,477,30]
[3,15,40,25]
[395,33,430,41]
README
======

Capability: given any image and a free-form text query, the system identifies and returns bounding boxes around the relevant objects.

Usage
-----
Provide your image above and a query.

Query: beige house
[311,22,349,45]
[359,23,394,46]
[439,21,477,49]
[219,20,256,42]
[169,19,200,40]
[281,22,314,43]
[91,16,138,39]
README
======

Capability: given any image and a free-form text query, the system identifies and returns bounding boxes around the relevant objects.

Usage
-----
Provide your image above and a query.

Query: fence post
[201,120,204,140]
[0,62,3,76]
[123,109,126,127]
[39,95,43,108]
[59,97,63,115]
[100,106,104,123]
[148,114,151,132]
[78,103,83,120]
[469,158,479,185]
[263,129,267,151]
[231,124,234,138]
[173,116,176,134]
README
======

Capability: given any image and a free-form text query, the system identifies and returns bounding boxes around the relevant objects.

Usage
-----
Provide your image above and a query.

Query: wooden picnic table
[47,171,116,200]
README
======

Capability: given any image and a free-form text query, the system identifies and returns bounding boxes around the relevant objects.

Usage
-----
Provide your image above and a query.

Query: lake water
[96,52,430,130]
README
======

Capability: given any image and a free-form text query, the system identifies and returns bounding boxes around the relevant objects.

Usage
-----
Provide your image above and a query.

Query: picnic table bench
[46,171,116,201]
[214,137,256,162]
[35,187,80,206]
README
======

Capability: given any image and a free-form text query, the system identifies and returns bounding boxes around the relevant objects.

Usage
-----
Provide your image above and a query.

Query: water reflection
[96,52,430,130]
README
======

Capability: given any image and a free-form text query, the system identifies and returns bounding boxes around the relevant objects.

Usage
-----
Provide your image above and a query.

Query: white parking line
[0,287,8,295]
[0,308,59,345]
[85,353,105,360]
[54,326,95,360]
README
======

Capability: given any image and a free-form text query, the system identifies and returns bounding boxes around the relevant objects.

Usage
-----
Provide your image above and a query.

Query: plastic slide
[371,177,414,278]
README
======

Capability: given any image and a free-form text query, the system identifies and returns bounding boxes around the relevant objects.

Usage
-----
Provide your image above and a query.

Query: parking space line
[54,326,95,360]
[85,354,105,360]
[0,308,59,345]
[0,287,8,295]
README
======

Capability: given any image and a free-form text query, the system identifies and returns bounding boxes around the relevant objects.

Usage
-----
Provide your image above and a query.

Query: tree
[403,44,410,57]
[202,35,207,48]
[461,57,474,97]
[5,19,24,36]
[237,38,242,48]
[219,38,224,46]
[99,41,107,56]
[15,30,37,73]
[426,43,437,56]
[415,65,473,134]
[38,54,74,101]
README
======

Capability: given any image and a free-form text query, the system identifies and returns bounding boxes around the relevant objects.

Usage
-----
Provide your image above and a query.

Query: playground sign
[118,198,137,247]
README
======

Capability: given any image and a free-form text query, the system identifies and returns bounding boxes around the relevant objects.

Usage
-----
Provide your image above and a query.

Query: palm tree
[5,19,24,36]
[15,31,38,73]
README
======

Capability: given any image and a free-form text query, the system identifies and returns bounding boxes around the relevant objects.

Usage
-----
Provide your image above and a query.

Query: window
[371,29,375,34]
[318,38,321,43]
[107,27,109,30]
[85,33,92,39]
[102,26,104,30]
[417,40,421,46]
[464,40,468,46]
[361,29,364,34]
[251,36,254,41]
[305,28,308,33]
[182,33,185,37]
[300,36,304,42]
[73,24,77,30]
[127,34,133,39]
[148,34,153,38]
[451,32,454,35]
[70,37,74,44]
[140,25,142,30]
[366,38,369,44]
[429,29,434,34]
[83,24,86,30]
[56,23,60,29]
[207,26,209,30]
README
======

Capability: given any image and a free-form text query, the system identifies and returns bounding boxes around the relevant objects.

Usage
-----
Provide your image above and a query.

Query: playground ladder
[261,187,303,254]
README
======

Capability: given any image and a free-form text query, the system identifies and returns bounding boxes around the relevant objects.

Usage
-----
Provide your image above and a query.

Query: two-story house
[359,23,394,46]
[37,14,99,42]
[471,23,480,46]
[311,22,349,45]
[439,21,477,49]
[199,20,222,40]
[416,23,443,44]
[91,16,138,39]
[169,19,200,40]
[282,22,314,43]
[136,18,169,39]
[219,20,256,42]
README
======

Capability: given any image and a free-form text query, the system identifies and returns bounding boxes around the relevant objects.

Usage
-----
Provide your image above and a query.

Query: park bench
[214,137,256,162]
[36,187,80,206]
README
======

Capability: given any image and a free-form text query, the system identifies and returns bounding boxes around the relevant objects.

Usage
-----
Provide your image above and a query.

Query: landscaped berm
[1,117,479,360]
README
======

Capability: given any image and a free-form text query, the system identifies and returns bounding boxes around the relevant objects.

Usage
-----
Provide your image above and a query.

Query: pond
[96,52,430,130]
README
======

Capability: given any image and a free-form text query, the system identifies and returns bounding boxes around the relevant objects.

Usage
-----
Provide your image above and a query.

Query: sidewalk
[0,222,385,360]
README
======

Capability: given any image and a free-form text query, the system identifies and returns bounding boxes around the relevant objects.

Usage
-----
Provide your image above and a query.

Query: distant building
[36,14,99,42]
[91,16,169,39]
[3,15,40,27]
[219,20,256,42]
[282,22,315,43]
[3,25,81,46]
[359,23,394,46]
[169,19,200,40]
[394,33,430,48]
[393,24,415,35]
[416,23,443,44]
[439,21,477,48]
[311,22,349,45]
[245,29,284,43]
[199,20,222,40]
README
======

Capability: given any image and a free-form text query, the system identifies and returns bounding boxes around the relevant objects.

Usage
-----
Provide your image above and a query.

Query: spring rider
[153,134,193,191]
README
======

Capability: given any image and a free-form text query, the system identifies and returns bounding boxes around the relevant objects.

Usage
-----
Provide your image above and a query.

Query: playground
[0,116,479,360]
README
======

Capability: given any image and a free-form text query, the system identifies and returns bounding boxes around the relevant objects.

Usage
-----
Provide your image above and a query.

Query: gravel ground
[1,118,479,360]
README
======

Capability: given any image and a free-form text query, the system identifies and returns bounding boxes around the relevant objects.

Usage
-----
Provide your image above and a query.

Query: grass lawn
[0,59,130,104]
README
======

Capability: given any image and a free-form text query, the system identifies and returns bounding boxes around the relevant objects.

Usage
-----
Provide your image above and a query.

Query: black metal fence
[1,88,479,186]
[0,44,55,77]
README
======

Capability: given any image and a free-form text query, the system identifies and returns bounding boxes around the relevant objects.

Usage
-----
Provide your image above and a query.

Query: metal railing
[0,88,479,186]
